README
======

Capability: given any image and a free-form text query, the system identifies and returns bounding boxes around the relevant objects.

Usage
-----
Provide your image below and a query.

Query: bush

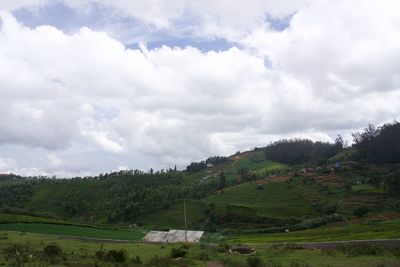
[170,247,187,258]
[197,252,210,260]
[221,258,247,267]
[247,256,265,267]
[290,262,310,267]
[104,249,129,262]
[131,255,142,264]
[146,255,173,267]
[181,243,190,249]
[337,244,383,256]
[43,243,63,258]
[353,206,371,217]
[95,250,105,259]
[394,200,400,212]
[3,243,32,263]
[216,243,231,253]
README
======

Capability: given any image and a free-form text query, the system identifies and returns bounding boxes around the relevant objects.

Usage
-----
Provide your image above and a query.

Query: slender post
[184,199,187,242]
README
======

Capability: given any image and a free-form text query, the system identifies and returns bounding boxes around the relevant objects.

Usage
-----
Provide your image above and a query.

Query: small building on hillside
[206,163,214,168]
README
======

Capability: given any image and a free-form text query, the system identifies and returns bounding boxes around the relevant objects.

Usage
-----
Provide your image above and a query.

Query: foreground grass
[0,230,399,267]
[0,223,145,241]
[227,220,400,243]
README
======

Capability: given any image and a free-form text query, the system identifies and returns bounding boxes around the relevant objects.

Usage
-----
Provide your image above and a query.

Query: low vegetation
[1,231,399,266]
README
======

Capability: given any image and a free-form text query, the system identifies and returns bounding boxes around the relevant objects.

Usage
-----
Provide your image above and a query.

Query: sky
[0,0,399,177]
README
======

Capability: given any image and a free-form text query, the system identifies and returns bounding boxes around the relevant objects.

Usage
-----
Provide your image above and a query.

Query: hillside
[0,122,400,238]
[1,149,399,234]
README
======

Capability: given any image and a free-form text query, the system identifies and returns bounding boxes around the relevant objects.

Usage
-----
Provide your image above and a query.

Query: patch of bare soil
[206,261,225,267]
[313,174,344,187]
[258,175,291,184]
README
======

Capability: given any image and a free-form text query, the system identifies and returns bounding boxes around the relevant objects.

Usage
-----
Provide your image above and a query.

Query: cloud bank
[0,0,399,176]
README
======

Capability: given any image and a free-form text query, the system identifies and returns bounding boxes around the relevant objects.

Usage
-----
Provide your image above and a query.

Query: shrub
[3,243,32,263]
[104,249,129,262]
[394,200,400,212]
[247,256,265,267]
[95,250,105,259]
[43,243,63,258]
[221,258,247,267]
[217,243,231,253]
[131,255,142,264]
[290,262,310,267]
[181,243,190,249]
[353,206,371,217]
[146,255,173,267]
[338,244,383,256]
[284,243,302,250]
[170,247,187,258]
[196,252,210,260]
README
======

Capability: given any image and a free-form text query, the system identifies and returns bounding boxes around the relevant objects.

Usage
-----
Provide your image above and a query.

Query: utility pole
[184,199,187,243]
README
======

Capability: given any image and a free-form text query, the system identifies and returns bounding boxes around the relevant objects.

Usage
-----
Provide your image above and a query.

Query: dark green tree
[219,171,227,190]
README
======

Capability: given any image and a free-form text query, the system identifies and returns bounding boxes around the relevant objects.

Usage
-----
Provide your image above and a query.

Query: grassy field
[232,157,288,175]
[1,230,399,267]
[205,180,318,219]
[0,223,145,241]
[0,213,66,224]
[226,220,400,243]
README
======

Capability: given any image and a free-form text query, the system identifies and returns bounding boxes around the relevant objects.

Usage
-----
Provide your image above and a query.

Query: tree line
[264,138,343,164]
[352,121,400,163]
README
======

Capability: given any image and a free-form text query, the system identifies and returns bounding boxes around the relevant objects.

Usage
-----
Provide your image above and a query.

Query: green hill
[1,124,400,240]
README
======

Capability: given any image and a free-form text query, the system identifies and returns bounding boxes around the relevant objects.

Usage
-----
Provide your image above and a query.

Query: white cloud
[244,0,400,95]
[0,0,400,176]
[82,130,124,153]
[0,0,313,40]
[0,157,17,172]
[47,153,63,167]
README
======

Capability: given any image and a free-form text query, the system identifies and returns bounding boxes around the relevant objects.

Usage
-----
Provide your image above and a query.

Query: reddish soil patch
[259,175,291,184]
[312,174,344,187]
[206,261,225,267]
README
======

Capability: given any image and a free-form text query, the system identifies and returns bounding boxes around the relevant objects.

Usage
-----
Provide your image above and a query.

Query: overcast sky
[0,0,399,177]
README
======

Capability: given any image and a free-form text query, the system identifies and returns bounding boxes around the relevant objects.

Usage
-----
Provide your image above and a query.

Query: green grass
[226,220,400,243]
[0,223,145,241]
[252,160,289,176]
[233,158,287,173]
[0,213,66,224]
[0,231,189,266]
[1,230,400,267]
[352,184,385,193]
[233,158,259,170]
[205,181,318,219]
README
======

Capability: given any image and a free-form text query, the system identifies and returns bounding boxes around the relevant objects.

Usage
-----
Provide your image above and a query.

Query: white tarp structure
[142,230,204,243]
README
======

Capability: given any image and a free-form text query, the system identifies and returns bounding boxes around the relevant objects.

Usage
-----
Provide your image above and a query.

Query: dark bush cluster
[353,206,371,218]
[43,243,63,258]
[170,247,188,258]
